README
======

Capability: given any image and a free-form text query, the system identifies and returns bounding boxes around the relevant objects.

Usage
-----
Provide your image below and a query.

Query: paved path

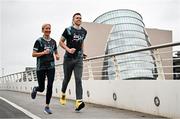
[0,90,167,119]
[0,97,31,118]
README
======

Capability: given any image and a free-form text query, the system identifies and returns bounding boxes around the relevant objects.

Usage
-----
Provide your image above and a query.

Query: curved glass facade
[94,9,156,80]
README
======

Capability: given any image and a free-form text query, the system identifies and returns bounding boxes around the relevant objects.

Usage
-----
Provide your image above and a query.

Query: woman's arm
[32,49,49,57]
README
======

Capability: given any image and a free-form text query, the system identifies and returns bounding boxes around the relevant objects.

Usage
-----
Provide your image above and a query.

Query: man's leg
[74,58,85,111]
[60,59,74,105]
[61,59,74,93]
[74,59,83,100]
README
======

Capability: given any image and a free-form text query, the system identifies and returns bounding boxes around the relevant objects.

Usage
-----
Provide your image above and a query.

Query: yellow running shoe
[59,94,66,105]
[75,100,85,111]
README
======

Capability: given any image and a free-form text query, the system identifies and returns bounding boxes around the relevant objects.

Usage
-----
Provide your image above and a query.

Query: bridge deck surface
[0,90,167,119]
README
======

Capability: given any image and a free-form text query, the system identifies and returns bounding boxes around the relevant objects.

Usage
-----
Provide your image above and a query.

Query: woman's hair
[42,23,51,31]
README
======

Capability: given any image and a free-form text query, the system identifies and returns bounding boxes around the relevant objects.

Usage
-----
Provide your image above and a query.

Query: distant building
[94,9,156,80]
[173,51,180,80]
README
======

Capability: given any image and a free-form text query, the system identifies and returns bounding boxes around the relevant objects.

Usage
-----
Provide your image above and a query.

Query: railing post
[6,76,8,83]
[112,56,121,80]
[55,65,61,81]
[30,70,34,82]
[3,77,5,84]
[153,49,165,80]
[24,71,28,82]
[20,72,23,82]
[14,74,17,83]
[87,60,94,80]
[12,74,15,83]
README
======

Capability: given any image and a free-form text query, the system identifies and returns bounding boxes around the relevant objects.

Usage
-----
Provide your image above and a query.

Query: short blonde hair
[42,23,51,31]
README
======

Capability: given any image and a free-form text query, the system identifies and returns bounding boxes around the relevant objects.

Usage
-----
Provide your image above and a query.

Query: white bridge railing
[0,42,180,118]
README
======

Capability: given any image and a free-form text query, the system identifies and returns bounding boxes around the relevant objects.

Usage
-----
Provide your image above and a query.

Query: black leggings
[36,68,55,104]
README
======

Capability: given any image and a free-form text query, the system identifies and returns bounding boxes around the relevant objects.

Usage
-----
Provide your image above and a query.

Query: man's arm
[59,37,76,54]
[81,42,87,59]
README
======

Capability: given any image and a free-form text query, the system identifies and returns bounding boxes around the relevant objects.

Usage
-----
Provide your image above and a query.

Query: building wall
[146,28,173,80]
[81,22,113,57]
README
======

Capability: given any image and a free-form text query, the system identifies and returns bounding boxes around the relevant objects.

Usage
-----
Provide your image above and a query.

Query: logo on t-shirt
[73,33,84,41]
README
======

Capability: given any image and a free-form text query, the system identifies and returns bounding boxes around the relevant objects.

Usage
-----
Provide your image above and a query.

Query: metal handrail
[1,42,180,80]
[84,42,180,61]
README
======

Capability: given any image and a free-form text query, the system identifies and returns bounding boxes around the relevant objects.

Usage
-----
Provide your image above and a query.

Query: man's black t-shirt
[62,26,87,58]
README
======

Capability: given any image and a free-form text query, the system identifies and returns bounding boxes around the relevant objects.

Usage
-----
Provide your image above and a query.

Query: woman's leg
[36,70,46,92]
[46,68,55,104]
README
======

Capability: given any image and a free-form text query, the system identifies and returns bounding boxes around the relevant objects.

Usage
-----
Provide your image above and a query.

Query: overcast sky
[0,0,180,76]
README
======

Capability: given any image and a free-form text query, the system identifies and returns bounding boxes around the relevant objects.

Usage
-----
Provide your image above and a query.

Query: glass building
[94,9,156,80]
